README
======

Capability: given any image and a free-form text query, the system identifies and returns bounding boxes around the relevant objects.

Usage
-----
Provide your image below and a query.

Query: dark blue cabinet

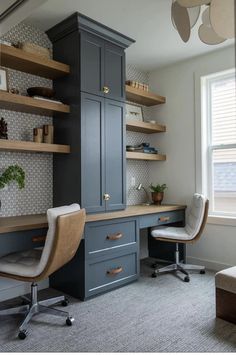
[104,43,125,102]
[105,99,126,211]
[81,93,105,212]
[80,32,104,97]
[81,93,125,212]
[48,13,134,213]
[48,13,136,300]
[80,31,125,102]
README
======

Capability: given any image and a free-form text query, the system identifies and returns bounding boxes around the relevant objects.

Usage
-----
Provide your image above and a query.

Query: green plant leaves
[149,183,167,193]
[0,165,25,190]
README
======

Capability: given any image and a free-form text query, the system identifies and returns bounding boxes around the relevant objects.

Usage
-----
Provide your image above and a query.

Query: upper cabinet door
[80,32,104,97]
[105,99,126,211]
[104,43,125,102]
[81,93,106,213]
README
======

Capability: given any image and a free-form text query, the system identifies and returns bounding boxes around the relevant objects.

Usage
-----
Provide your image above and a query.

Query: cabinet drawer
[139,210,185,229]
[85,219,137,256]
[87,252,138,295]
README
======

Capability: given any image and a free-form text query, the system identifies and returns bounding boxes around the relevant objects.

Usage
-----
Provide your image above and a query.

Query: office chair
[0,204,86,339]
[151,194,209,282]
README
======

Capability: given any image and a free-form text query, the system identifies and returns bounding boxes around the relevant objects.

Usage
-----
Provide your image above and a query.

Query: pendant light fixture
[171,0,235,45]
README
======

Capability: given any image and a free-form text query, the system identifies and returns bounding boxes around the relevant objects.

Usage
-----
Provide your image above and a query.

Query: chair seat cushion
[151,226,192,241]
[0,249,42,278]
[215,266,236,294]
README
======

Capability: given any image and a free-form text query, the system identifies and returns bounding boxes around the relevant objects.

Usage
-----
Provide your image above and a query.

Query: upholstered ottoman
[215,266,236,324]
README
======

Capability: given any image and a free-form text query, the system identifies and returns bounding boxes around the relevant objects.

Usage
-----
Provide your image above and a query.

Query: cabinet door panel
[81,93,105,212]
[105,99,126,211]
[80,32,104,96]
[104,43,125,102]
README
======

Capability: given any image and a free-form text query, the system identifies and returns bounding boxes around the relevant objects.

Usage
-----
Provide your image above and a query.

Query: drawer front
[86,251,138,296]
[85,219,137,256]
[0,228,47,257]
[139,210,185,229]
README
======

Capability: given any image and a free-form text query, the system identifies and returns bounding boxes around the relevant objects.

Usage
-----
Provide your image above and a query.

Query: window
[201,69,236,217]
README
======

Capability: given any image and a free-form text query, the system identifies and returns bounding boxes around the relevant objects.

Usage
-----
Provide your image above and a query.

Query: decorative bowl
[27,87,55,98]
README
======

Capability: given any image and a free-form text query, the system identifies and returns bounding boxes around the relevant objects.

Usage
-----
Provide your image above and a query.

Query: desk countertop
[0,204,186,234]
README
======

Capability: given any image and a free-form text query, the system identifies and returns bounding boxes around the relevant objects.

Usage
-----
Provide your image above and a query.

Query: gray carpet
[0,258,236,352]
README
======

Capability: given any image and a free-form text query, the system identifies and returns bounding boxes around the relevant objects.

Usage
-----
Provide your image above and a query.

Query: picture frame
[0,67,9,92]
[125,103,143,121]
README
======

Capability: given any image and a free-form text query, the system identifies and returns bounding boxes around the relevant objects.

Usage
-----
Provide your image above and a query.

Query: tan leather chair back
[190,199,209,244]
[39,209,86,280]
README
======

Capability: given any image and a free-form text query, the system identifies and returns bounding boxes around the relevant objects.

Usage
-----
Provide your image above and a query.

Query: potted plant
[0,165,25,212]
[149,183,167,205]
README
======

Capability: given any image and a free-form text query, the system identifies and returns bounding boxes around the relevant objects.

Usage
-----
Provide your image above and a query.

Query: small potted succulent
[149,183,167,205]
[0,165,25,213]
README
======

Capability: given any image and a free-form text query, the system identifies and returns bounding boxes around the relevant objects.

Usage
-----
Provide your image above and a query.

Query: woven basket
[19,42,51,59]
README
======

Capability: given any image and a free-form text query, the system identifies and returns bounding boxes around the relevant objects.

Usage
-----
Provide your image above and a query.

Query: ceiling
[26,0,235,72]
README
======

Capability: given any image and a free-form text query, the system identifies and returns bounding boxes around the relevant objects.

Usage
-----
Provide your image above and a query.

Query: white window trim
[194,67,236,226]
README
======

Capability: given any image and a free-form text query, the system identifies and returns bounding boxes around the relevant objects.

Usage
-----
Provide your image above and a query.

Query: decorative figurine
[0,117,8,139]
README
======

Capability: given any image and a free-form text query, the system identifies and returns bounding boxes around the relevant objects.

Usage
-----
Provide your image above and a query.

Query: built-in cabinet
[80,94,125,212]
[48,13,136,299]
[48,13,133,213]
[81,32,125,102]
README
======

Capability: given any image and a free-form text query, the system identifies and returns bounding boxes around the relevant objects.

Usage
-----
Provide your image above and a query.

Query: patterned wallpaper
[126,64,153,205]
[0,22,53,217]
[0,22,160,216]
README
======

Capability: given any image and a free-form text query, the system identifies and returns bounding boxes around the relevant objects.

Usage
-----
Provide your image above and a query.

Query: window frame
[194,65,236,226]
[205,69,236,218]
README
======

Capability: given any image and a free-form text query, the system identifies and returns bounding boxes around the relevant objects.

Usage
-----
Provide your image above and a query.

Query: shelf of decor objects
[126,119,166,134]
[0,91,70,117]
[126,151,166,161]
[0,44,70,79]
[126,85,166,106]
[0,140,70,154]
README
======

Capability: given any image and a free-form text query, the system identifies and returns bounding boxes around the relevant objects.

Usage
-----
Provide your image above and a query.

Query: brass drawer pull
[107,232,123,240]
[107,267,123,276]
[32,235,46,243]
[159,216,170,222]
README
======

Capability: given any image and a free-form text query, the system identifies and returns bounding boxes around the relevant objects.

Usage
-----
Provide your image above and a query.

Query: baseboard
[186,256,232,272]
[0,277,49,302]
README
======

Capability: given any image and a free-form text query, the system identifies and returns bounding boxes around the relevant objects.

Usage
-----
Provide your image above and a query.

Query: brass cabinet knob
[103,193,110,201]
[103,86,110,94]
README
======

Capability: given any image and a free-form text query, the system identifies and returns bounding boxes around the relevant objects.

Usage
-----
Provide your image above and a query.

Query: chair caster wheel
[184,276,190,282]
[61,298,69,307]
[66,316,74,326]
[151,272,157,278]
[200,270,205,274]
[18,330,27,340]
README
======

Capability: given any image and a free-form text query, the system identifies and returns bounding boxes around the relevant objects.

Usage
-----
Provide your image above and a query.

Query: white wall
[148,45,236,271]
[0,0,47,35]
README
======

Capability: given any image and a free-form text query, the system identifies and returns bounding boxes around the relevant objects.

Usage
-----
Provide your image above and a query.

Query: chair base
[151,243,205,282]
[0,282,74,339]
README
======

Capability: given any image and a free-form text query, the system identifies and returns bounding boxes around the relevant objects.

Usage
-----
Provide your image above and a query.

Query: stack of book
[126,143,158,154]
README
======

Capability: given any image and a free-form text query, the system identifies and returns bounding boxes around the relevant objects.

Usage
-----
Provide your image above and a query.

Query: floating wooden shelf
[0,91,70,116]
[0,140,70,154]
[126,120,166,134]
[126,151,166,161]
[126,85,166,106]
[0,44,70,79]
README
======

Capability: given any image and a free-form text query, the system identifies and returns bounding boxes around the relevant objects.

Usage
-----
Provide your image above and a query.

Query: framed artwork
[0,68,9,92]
[126,103,143,121]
